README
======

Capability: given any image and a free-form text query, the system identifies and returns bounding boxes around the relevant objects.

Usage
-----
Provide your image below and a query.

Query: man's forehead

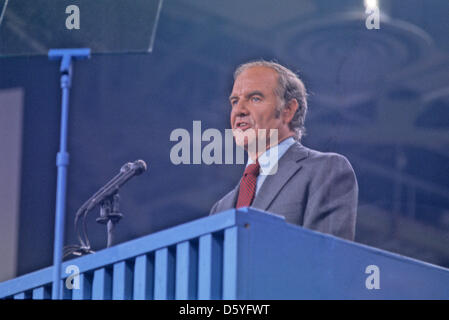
[231,66,278,96]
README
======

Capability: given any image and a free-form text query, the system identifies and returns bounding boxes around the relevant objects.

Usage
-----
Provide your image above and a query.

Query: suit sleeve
[302,154,358,241]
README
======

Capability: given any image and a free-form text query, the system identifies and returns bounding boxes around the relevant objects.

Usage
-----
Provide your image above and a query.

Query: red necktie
[236,161,260,208]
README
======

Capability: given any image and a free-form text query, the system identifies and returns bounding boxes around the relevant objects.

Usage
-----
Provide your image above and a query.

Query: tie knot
[244,161,260,177]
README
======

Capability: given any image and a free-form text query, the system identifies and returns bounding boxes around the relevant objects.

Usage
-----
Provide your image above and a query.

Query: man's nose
[232,99,249,116]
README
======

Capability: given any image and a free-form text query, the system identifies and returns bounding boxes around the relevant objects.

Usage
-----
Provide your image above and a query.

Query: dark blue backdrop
[1,0,448,276]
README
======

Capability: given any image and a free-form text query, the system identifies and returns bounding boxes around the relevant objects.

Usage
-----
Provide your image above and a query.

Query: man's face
[229,66,292,152]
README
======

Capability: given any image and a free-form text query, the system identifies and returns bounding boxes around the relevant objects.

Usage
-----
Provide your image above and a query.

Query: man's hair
[233,60,308,141]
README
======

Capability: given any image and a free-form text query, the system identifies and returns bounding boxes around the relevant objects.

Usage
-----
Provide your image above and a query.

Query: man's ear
[282,99,299,124]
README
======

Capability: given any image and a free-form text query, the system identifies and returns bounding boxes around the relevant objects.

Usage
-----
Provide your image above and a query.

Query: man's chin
[232,128,254,145]
[234,140,252,150]
[234,139,258,156]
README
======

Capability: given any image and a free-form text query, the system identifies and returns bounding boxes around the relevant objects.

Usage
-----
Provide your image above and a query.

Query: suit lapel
[251,142,309,211]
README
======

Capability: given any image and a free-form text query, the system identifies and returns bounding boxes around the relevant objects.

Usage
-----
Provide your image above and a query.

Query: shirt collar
[247,137,296,175]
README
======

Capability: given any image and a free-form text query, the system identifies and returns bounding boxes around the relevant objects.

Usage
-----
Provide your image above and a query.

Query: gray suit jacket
[209,142,358,241]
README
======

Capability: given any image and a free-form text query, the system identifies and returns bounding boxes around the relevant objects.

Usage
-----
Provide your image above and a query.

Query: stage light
[364,0,378,10]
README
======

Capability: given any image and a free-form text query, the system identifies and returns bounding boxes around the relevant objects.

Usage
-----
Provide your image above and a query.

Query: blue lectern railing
[1,208,449,299]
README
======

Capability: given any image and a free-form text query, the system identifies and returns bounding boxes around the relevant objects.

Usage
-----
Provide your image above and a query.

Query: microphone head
[133,160,147,175]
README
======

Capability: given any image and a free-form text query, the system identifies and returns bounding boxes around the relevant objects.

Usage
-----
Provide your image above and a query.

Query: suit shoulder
[302,147,354,171]
[303,146,349,161]
[300,147,358,196]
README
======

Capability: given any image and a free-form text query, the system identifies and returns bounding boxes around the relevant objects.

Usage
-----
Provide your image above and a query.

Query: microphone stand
[69,160,146,256]
[96,192,123,248]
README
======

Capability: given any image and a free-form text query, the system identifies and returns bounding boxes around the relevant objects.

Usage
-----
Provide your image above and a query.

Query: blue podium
[1,208,448,299]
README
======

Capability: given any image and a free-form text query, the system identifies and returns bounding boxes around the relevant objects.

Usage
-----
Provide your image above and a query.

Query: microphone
[71,160,147,252]
[84,159,147,211]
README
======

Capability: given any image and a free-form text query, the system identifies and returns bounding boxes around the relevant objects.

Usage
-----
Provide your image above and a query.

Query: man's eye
[251,97,261,102]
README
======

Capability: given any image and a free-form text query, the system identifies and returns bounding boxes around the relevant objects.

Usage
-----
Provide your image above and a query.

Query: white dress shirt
[246,137,296,196]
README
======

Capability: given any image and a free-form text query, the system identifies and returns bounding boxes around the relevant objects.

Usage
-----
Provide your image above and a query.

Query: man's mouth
[235,121,251,131]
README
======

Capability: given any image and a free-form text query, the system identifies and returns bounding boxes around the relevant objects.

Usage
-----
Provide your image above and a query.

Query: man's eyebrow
[246,90,265,98]
[229,90,265,102]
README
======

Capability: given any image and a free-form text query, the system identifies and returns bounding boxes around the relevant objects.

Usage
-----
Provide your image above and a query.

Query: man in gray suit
[209,60,358,241]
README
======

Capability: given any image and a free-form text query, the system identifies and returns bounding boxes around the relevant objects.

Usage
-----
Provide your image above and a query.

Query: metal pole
[49,49,90,299]
[51,70,70,299]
